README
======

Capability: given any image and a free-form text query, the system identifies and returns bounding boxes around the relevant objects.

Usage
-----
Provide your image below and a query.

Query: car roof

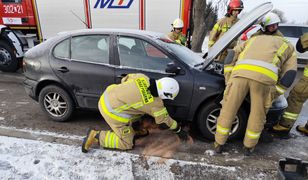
[56,28,166,39]
[279,23,308,28]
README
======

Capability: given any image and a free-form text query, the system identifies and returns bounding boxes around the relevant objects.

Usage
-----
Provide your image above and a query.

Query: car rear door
[112,34,194,121]
[50,33,115,109]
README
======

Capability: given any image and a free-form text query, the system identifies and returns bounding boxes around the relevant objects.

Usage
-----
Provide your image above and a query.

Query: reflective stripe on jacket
[229,34,297,85]
[208,16,238,48]
[101,73,177,129]
[304,65,308,78]
[167,32,186,45]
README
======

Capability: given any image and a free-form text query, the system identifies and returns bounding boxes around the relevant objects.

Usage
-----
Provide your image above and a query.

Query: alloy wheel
[43,92,68,117]
[206,108,240,135]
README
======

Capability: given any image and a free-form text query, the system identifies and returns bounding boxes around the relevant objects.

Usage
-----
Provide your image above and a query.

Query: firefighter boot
[271,124,291,138]
[82,129,100,153]
[214,142,224,154]
[296,124,308,136]
[243,146,254,156]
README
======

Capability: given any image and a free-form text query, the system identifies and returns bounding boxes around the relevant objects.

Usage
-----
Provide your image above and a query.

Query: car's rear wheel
[197,100,247,141]
[0,40,19,72]
[39,85,74,122]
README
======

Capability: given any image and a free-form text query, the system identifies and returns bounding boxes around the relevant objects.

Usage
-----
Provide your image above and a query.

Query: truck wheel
[196,100,247,141]
[0,40,19,72]
[39,85,75,122]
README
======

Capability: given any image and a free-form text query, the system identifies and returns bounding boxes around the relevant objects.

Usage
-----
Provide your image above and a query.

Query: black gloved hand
[175,128,189,142]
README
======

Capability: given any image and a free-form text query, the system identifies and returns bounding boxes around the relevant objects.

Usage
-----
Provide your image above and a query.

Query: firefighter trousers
[97,99,136,150]
[215,77,272,148]
[280,76,308,128]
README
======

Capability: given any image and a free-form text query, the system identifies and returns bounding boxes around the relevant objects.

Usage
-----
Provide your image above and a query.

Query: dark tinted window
[2,0,22,3]
[53,39,70,59]
[300,27,308,35]
[279,26,301,38]
[71,35,109,64]
[118,36,172,71]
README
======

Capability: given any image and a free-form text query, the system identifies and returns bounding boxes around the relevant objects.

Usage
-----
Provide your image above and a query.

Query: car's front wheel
[39,85,74,122]
[197,100,247,141]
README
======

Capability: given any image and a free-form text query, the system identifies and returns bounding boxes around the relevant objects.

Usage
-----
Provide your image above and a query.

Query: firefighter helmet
[261,12,281,31]
[172,18,184,29]
[227,0,244,14]
[156,77,179,100]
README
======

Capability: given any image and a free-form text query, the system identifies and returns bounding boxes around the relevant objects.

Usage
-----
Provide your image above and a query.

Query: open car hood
[202,2,273,69]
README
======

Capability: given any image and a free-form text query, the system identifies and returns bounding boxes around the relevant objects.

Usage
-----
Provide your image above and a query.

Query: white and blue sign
[94,0,134,9]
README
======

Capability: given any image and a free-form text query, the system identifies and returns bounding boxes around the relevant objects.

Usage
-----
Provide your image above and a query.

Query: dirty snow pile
[0,136,237,180]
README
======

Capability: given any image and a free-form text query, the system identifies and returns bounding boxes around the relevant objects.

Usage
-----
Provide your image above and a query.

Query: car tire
[197,100,247,141]
[0,40,19,72]
[39,85,74,122]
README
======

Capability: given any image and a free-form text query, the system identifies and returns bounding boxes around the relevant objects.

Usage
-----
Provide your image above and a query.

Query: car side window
[71,35,109,64]
[300,27,308,35]
[118,36,172,71]
[279,26,300,38]
[53,39,70,59]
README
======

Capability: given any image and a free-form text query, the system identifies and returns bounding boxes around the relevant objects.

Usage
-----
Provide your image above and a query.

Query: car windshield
[156,38,205,68]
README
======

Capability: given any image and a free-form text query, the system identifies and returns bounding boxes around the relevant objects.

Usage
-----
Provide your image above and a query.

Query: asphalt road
[0,70,307,179]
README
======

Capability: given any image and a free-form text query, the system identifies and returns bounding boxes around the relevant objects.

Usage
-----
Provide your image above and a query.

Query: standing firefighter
[167,18,187,46]
[82,73,189,152]
[208,0,243,62]
[214,12,297,155]
[272,32,308,136]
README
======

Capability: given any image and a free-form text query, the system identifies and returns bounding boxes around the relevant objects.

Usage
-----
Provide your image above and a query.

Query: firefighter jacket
[100,73,178,130]
[208,16,239,48]
[297,32,308,53]
[224,32,297,95]
[168,31,187,46]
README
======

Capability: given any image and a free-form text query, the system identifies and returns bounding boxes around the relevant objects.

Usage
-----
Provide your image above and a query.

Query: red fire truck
[0,0,192,72]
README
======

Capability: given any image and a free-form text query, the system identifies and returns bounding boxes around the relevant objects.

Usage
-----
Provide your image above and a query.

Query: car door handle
[57,67,69,73]
[116,74,127,79]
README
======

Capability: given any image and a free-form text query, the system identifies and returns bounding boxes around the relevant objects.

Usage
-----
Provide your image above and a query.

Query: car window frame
[114,34,178,74]
[70,34,111,65]
[52,37,71,61]
[52,34,116,67]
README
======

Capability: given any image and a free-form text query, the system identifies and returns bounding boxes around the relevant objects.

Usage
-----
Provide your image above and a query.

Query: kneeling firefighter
[214,12,297,155]
[82,73,189,153]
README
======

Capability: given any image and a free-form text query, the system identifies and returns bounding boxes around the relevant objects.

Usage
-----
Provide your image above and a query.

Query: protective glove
[175,127,189,142]
[174,126,189,142]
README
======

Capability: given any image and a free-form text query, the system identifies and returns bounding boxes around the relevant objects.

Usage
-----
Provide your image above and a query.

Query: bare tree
[272,9,287,23]
[191,0,218,52]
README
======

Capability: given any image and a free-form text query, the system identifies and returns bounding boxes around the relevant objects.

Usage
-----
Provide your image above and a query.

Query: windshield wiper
[194,62,204,67]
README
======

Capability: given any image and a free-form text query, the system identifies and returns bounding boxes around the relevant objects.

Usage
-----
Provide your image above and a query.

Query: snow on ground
[0,135,238,180]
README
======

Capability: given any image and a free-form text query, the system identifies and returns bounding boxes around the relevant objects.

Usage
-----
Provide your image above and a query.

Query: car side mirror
[165,63,183,75]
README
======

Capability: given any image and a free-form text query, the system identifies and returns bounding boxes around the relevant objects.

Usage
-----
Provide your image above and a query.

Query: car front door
[113,35,194,120]
[51,34,115,109]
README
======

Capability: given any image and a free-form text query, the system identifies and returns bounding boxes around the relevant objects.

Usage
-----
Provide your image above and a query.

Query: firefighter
[167,18,187,46]
[82,73,189,153]
[272,32,308,136]
[214,12,297,155]
[208,0,243,62]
